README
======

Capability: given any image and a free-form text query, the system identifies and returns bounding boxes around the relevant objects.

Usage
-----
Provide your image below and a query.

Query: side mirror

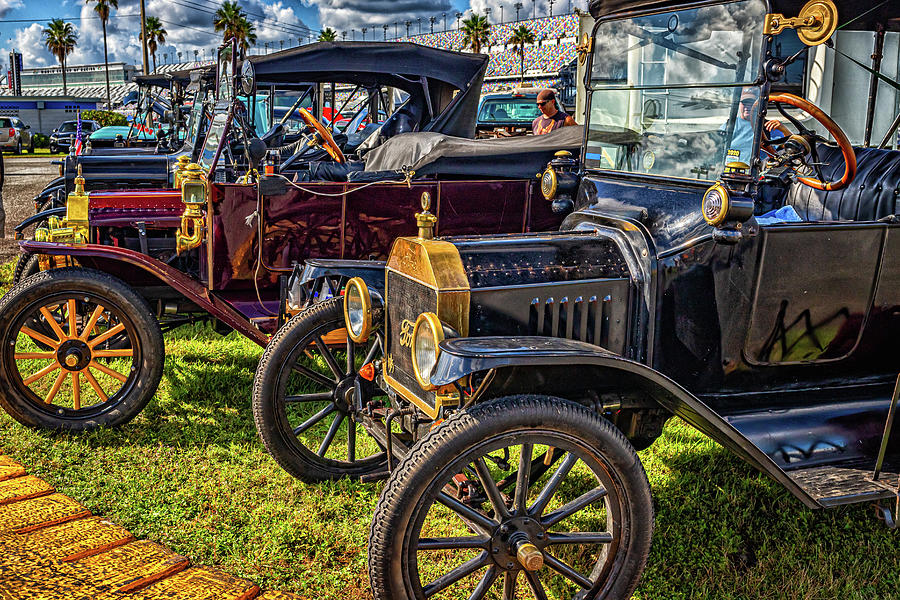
[25,125,31,129]
[52,129,58,133]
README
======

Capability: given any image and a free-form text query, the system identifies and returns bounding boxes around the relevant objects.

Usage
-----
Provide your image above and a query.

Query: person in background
[726,88,788,165]
[532,89,576,135]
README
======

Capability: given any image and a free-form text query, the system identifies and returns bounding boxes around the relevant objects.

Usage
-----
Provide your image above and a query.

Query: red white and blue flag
[74,111,83,155]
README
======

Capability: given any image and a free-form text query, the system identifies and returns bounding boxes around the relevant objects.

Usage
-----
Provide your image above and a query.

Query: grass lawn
[0,259,897,599]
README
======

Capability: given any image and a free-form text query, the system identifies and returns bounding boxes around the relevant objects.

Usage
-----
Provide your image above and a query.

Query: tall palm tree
[318,27,337,42]
[43,19,77,96]
[509,25,535,85]
[85,0,117,108]
[139,16,167,73]
[214,1,257,58]
[461,14,490,54]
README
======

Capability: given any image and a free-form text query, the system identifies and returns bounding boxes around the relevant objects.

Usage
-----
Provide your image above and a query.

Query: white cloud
[2,23,52,69]
[466,0,588,22]
[306,0,453,36]
[0,0,22,17]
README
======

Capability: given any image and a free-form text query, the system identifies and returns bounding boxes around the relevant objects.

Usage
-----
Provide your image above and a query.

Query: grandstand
[0,13,580,109]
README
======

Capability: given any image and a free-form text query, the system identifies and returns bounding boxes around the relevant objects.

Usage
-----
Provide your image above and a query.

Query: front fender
[14,207,66,236]
[431,335,821,509]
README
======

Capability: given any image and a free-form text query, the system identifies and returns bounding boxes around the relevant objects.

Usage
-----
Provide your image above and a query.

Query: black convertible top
[134,67,212,89]
[246,42,490,139]
[589,0,900,31]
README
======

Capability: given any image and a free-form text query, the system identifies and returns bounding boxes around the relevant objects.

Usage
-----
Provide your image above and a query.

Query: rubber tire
[11,253,40,286]
[14,139,21,155]
[253,297,387,482]
[49,142,58,155]
[27,139,34,153]
[0,268,165,431]
[369,395,654,600]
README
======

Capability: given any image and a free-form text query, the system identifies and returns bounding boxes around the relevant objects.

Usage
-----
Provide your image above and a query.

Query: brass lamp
[176,163,208,254]
[37,165,90,244]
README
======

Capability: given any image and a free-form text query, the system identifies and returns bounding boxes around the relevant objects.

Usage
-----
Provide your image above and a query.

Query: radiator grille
[385,270,437,407]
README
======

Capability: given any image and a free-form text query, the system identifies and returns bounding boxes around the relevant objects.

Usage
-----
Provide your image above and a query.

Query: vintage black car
[252,0,899,598]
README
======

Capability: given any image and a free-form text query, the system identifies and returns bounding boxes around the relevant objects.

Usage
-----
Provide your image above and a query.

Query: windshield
[587,0,768,180]
[59,123,76,133]
[478,98,541,123]
[199,111,227,172]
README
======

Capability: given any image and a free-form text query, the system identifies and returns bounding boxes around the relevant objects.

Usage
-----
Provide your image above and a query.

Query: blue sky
[0,0,585,72]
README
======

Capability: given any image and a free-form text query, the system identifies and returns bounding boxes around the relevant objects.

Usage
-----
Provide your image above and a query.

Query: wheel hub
[490,516,547,571]
[57,339,91,372]
[333,376,356,412]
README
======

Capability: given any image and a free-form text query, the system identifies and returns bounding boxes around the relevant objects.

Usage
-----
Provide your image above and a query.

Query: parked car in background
[48,120,101,154]
[476,88,550,137]
[0,117,34,154]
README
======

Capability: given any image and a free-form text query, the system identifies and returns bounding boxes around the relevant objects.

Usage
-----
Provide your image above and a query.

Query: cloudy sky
[0,0,588,72]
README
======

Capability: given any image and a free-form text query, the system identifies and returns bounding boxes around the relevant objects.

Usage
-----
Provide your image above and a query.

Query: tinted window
[59,122,77,133]
[478,98,541,123]
[0,118,11,128]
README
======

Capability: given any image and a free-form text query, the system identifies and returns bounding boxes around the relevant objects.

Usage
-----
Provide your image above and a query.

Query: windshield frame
[583,0,771,185]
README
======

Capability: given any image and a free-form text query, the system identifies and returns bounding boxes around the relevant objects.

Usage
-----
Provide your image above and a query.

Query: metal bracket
[136,221,149,256]
[874,501,897,530]
[763,0,837,46]
[873,373,899,481]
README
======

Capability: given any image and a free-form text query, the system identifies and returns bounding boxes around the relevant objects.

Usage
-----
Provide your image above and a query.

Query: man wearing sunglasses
[726,88,787,165]
[532,89,577,135]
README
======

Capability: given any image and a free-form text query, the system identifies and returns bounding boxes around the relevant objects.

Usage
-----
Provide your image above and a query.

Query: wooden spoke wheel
[0,269,164,431]
[369,396,654,600]
[253,297,387,482]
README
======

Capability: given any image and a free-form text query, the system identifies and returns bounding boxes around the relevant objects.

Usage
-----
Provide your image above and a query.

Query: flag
[74,110,83,156]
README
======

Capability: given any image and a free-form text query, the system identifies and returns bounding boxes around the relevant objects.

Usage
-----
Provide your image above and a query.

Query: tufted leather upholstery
[784,145,900,221]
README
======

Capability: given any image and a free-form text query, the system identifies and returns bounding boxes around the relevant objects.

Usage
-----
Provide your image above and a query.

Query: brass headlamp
[35,165,90,245]
[176,163,208,254]
[540,150,580,213]
[702,161,755,237]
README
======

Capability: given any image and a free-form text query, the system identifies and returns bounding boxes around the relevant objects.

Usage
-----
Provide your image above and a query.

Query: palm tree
[509,25,535,84]
[139,16,167,73]
[214,1,257,57]
[461,14,490,54]
[85,0,117,108]
[318,28,338,42]
[43,19,77,96]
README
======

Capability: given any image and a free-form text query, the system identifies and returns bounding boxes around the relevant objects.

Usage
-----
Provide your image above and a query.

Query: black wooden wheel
[0,268,164,431]
[369,395,653,600]
[253,297,387,482]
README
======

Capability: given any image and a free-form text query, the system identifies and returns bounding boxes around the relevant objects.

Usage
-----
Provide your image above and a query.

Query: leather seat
[784,145,900,221]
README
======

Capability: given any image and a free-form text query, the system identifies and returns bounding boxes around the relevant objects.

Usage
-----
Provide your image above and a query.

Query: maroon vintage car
[0,41,580,431]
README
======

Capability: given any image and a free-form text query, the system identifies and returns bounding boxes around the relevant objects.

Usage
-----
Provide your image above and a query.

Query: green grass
[0,261,898,599]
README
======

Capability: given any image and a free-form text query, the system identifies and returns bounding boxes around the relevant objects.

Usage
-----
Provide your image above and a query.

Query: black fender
[287,258,387,310]
[34,182,66,205]
[430,335,821,509]
[14,207,66,236]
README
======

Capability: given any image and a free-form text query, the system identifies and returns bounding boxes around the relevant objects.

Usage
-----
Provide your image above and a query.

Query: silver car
[0,117,33,154]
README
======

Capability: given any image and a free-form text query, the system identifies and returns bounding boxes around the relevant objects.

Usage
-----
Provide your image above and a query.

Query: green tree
[85,0,117,108]
[318,27,337,42]
[508,25,535,85]
[214,1,257,58]
[42,19,77,96]
[461,13,490,54]
[139,16,167,73]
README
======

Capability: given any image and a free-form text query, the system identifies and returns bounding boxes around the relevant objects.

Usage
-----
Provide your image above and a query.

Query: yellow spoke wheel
[0,268,164,431]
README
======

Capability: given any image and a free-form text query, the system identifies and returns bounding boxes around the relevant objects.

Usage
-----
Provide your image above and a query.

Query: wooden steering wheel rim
[769,93,856,191]
[297,107,345,164]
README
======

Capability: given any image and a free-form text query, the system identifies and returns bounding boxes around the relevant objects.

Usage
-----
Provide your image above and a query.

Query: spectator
[532,89,576,135]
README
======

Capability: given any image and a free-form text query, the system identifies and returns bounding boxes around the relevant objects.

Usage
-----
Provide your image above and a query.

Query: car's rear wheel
[14,139,21,154]
[253,297,388,482]
[369,395,654,600]
[0,268,164,431]
[27,138,34,153]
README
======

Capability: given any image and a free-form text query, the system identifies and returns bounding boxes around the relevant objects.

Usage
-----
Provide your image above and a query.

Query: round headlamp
[412,312,444,390]
[702,183,730,226]
[343,277,373,343]
[541,167,558,201]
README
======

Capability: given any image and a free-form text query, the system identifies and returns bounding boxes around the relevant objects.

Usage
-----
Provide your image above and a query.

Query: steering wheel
[766,93,856,192]
[297,108,345,164]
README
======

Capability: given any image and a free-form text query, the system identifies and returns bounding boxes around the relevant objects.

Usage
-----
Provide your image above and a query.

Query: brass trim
[411,312,444,391]
[343,277,373,343]
[385,237,469,293]
[763,0,837,46]
[541,167,558,201]
[702,183,730,227]
[384,372,442,419]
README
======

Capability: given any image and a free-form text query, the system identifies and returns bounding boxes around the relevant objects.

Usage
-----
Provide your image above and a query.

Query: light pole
[351,28,356,40]
[341,31,347,41]
[485,7,491,22]
[177,51,182,63]
[417,17,422,34]
[442,12,447,31]
[194,49,199,62]
[394,21,399,38]
[455,12,462,30]
[429,16,435,34]
[383,24,389,40]
[500,5,504,22]
[405,21,411,37]
[533,0,537,19]
[362,27,367,40]
[264,42,269,54]
[549,0,555,16]
[515,2,523,21]
[280,40,284,51]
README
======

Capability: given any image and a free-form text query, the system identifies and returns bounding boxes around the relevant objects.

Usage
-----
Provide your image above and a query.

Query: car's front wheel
[0,268,165,431]
[369,395,654,600]
[14,139,21,154]
[49,142,58,154]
